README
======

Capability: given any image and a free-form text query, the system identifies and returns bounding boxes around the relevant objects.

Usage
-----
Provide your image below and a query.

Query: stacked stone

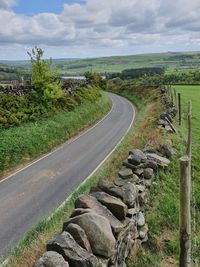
[61,79,89,94]
[157,87,178,132]
[34,146,176,267]
[0,83,32,96]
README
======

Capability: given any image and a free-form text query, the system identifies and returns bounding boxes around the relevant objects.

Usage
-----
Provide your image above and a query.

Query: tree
[84,71,107,89]
[27,47,62,104]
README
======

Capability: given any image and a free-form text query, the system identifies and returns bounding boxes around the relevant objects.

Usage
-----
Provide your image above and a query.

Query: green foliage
[74,87,101,103]
[0,87,102,129]
[84,71,107,89]
[28,47,62,103]
[108,67,164,80]
[0,91,111,175]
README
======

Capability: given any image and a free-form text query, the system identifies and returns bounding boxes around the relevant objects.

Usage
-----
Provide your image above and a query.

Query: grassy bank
[127,85,200,266]
[4,88,155,267]
[0,91,111,178]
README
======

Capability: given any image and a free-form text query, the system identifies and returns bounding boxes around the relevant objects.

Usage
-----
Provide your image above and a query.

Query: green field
[56,52,200,75]
[2,51,200,78]
[174,85,200,241]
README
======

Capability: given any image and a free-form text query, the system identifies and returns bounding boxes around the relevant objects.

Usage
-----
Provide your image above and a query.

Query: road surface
[0,93,135,258]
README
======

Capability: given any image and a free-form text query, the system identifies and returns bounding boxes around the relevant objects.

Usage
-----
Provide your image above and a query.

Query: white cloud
[0,0,200,59]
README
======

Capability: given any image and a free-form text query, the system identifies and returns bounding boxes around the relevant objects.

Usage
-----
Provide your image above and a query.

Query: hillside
[2,51,200,77]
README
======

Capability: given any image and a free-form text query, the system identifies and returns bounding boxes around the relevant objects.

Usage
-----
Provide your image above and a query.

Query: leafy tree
[28,47,62,104]
[84,71,107,89]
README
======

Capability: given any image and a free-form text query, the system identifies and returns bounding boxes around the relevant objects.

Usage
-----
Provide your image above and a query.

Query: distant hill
[1,51,200,79]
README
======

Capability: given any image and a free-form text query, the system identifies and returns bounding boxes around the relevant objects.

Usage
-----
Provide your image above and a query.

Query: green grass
[131,85,200,266]
[174,85,200,260]
[0,91,111,178]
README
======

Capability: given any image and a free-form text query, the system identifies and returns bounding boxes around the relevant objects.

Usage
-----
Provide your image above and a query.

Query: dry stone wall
[34,87,178,267]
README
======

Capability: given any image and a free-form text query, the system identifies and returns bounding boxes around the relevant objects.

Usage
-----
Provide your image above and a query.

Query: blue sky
[13,0,85,16]
[0,0,200,60]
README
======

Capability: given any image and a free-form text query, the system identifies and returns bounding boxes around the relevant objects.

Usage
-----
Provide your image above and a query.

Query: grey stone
[127,208,140,217]
[144,160,158,171]
[98,180,124,201]
[118,168,133,179]
[122,182,138,208]
[129,149,147,163]
[34,251,69,267]
[75,195,124,233]
[136,185,145,193]
[123,160,144,171]
[91,191,128,220]
[133,168,144,176]
[138,224,148,239]
[146,153,170,167]
[128,154,141,165]
[114,175,139,187]
[63,212,116,258]
[143,168,154,180]
[47,232,97,267]
[65,223,92,253]
[159,144,178,158]
[136,212,145,227]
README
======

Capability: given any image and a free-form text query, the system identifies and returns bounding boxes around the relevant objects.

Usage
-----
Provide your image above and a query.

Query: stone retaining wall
[33,87,177,267]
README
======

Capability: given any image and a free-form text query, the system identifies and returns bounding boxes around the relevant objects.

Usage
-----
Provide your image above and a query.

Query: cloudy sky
[0,0,200,60]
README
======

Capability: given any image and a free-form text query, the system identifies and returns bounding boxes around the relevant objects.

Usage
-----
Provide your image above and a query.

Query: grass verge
[0,91,111,179]
[128,86,200,266]
[4,89,160,267]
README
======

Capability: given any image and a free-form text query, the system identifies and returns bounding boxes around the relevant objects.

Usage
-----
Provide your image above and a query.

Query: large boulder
[65,223,92,253]
[145,153,170,167]
[75,195,124,233]
[63,212,116,258]
[91,191,128,220]
[34,251,69,267]
[47,232,97,267]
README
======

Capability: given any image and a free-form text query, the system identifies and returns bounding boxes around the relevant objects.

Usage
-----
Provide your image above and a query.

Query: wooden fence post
[187,101,192,159]
[170,86,174,104]
[178,93,182,126]
[174,88,177,108]
[179,155,191,267]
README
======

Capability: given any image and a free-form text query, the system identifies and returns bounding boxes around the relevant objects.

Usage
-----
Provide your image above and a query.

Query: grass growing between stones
[4,89,162,267]
[0,91,111,179]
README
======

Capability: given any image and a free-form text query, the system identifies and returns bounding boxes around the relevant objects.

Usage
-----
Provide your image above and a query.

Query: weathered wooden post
[174,88,177,108]
[170,86,174,104]
[186,101,192,159]
[179,155,191,267]
[178,93,182,126]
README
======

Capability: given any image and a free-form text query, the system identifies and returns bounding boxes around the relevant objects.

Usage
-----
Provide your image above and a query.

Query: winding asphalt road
[0,93,135,258]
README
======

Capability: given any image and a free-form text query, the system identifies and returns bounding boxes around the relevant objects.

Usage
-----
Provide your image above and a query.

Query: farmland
[2,51,200,79]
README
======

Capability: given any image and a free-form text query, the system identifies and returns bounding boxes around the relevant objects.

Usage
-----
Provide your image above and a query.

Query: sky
[0,0,200,60]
